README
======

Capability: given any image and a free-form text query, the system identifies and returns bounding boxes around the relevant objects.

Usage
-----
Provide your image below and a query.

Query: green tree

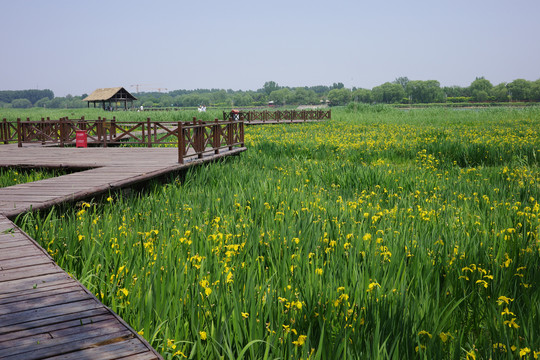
[289,88,318,105]
[470,77,493,101]
[470,77,493,92]
[0,89,54,104]
[48,97,66,108]
[232,94,253,106]
[262,81,280,95]
[269,88,291,106]
[530,79,540,101]
[211,90,228,104]
[406,80,444,103]
[12,98,32,108]
[490,83,509,102]
[142,100,154,108]
[507,79,532,101]
[327,88,351,105]
[352,88,372,103]
[393,77,409,91]
[160,95,174,107]
[34,97,50,108]
[472,90,489,102]
[443,85,470,97]
[372,82,405,104]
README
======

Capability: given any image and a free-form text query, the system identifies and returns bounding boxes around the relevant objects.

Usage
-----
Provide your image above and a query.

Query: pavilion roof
[83,87,137,101]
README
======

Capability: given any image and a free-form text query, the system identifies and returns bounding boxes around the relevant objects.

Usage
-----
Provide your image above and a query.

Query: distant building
[83,87,137,110]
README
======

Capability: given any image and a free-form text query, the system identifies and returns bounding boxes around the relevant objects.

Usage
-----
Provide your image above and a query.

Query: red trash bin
[76,130,87,148]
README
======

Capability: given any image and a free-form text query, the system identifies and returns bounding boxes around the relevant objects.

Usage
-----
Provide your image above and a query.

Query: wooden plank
[0,272,73,294]
[0,230,28,240]
[0,143,249,360]
[43,337,156,360]
[49,318,123,338]
[116,352,162,360]
[1,329,133,360]
[0,254,52,270]
[0,307,109,336]
[0,263,61,282]
[0,245,48,261]
[0,298,102,328]
[0,278,74,301]
[0,189,87,196]
[0,194,67,200]
[0,282,78,305]
[0,238,30,249]
[0,313,111,346]
[0,289,89,316]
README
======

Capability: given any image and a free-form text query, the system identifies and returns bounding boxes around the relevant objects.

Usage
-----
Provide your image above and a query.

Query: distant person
[231,109,240,121]
[140,105,144,111]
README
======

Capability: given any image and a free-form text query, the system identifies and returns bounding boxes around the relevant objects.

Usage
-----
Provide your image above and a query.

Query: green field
[0,168,67,188]
[9,107,540,359]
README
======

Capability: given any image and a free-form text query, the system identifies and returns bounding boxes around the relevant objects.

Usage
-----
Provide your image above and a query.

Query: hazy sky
[2,0,539,96]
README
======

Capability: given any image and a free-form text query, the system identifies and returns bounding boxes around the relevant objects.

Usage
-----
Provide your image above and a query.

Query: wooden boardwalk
[0,145,245,218]
[0,144,246,359]
[244,119,328,125]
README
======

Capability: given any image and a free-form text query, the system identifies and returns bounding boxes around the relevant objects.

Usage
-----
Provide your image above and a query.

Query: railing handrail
[222,109,331,122]
[0,117,245,164]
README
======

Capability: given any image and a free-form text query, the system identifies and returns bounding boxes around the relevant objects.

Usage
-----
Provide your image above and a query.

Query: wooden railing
[223,109,331,123]
[1,117,245,164]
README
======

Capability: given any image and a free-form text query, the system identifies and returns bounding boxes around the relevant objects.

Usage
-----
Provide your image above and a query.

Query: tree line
[1,77,539,109]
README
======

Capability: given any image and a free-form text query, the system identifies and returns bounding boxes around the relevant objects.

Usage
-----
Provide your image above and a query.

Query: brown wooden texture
[223,109,331,123]
[0,215,162,360]
[0,145,246,218]
[1,118,245,162]
[0,134,247,359]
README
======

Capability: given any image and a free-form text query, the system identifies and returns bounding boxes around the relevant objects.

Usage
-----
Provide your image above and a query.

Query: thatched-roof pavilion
[83,87,137,110]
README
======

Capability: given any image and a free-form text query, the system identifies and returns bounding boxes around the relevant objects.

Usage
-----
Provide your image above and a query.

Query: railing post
[147,118,151,147]
[239,117,244,147]
[177,121,185,164]
[25,117,30,143]
[97,117,102,143]
[17,118,22,147]
[213,118,220,154]
[40,118,45,145]
[196,120,203,159]
[1,118,7,144]
[141,121,145,145]
[227,121,233,150]
[59,117,65,147]
[102,118,107,147]
[111,116,116,139]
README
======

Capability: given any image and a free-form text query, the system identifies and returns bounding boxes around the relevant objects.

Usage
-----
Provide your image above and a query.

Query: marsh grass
[0,167,68,188]
[16,107,540,359]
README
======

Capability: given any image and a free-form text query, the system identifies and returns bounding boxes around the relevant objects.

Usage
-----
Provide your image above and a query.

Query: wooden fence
[223,109,331,123]
[1,117,244,164]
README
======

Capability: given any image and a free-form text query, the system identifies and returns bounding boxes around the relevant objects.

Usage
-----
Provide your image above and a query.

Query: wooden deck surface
[245,119,325,125]
[0,145,246,218]
[0,144,246,359]
[0,214,162,360]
